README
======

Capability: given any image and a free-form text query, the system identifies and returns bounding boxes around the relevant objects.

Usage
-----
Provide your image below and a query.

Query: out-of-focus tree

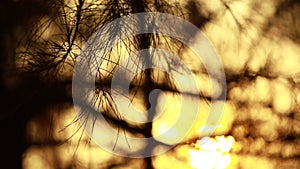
[0,0,300,169]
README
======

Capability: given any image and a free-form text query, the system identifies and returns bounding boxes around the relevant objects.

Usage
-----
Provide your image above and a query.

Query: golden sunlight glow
[20,0,300,168]
[189,136,235,169]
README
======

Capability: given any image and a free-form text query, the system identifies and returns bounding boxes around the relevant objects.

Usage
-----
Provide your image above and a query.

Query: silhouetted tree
[1,0,300,169]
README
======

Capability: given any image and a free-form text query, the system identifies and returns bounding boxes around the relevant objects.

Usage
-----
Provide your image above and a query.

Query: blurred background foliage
[0,0,300,169]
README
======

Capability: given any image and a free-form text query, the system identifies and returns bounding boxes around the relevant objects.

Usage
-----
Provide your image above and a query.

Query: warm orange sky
[15,0,300,168]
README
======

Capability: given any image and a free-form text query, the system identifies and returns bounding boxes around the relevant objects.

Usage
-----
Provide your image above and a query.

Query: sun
[189,135,235,169]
